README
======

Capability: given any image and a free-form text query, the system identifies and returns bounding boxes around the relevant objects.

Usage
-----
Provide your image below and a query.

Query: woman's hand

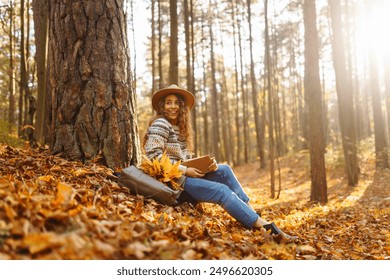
[185,167,205,178]
[209,157,218,172]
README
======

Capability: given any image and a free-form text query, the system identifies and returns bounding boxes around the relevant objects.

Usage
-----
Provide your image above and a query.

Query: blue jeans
[183,164,259,228]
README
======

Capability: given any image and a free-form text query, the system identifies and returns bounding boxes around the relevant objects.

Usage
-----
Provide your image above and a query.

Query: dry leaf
[53,182,74,206]
[23,232,65,254]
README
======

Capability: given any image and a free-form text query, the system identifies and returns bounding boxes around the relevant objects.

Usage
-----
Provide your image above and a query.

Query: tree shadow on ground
[265,169,390,260]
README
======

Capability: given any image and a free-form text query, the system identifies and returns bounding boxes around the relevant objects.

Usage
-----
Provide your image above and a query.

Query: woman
[143,84,296,242]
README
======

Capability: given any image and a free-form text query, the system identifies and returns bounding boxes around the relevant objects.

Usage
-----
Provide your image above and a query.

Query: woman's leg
[203,164,250,203]
[201,164,272,227]
[184,177,259,228]
[188,166,297,241]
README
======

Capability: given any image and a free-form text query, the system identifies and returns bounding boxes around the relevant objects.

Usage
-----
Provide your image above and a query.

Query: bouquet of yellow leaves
[139,152,183,190]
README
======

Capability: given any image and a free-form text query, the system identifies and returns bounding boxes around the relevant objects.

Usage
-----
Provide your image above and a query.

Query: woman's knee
[209,184,234,205]
[217,163,232,174]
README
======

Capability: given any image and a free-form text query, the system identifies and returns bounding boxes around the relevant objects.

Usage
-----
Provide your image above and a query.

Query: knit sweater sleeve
[144,118,170,160]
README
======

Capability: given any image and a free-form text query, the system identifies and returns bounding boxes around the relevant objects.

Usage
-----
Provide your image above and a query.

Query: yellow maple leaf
[139,151,183,190]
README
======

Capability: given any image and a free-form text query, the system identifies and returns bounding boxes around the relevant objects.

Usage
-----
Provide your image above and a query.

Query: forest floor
[0,141,389,260]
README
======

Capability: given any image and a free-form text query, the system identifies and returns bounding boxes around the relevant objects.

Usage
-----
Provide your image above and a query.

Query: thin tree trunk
[158,0,163,88]
[365,0,389,169]
[264,0,275,197]
[237,9,249,163]
[345,0,363,142]
[151,0,156,94]
[7,1,15,133]
[219,54,233,164]
[17,1,23,138]
[32,0,48,144]
[169,0,179,85]
[201,15,209,156]
[385,57,390,138]
[214,6,233,164]
[189,0,197,154]
[20,0,36,143]
[26,0,36,144]
[231,0,241,165]
[184,0,197,154]
[208,4,221,161]
[329,0,359,185]
[247,0,264,166]
[304,0,328,203]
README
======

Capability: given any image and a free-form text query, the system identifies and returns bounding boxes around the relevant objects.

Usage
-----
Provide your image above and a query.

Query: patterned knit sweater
[144,118,192,171]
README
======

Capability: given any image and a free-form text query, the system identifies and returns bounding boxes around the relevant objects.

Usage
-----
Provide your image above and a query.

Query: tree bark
[48,0,140,169]
[304,0,328,203]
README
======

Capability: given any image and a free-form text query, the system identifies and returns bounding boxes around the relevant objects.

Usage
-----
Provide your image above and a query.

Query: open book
[182,155,214,174]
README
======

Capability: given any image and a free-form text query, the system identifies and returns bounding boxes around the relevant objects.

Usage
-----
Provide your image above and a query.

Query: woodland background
[0,0,389,260]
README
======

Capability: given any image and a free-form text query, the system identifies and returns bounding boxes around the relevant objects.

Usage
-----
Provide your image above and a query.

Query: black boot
[263,222,297,242]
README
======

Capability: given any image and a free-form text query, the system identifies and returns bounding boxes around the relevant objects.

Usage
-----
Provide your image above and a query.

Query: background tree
[364,0,389,169]
[32,0,48,144]
[329,0,359,185]
[169,0,178,84]
[19,0,35,143]
[208,0,221,161]
[303,0,328,203]
[4,2,16,134]
[247,0,264,168]
[47,0,140,169]
[264,0,276,197]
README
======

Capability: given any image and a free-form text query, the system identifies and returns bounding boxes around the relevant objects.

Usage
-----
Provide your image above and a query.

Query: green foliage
[0,120,24,148]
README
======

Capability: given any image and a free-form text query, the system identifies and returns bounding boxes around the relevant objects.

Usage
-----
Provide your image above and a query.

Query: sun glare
[361,1,390,59]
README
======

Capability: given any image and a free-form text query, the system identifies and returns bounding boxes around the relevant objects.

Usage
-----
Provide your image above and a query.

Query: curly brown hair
[142,94,194,152]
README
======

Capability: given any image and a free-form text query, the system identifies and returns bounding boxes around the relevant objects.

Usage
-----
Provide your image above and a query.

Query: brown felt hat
[151,84,195,111]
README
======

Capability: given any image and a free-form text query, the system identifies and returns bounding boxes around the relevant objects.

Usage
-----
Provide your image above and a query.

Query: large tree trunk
[48,0,140,169]
[329,0,359,186]
[304,0,328,203]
